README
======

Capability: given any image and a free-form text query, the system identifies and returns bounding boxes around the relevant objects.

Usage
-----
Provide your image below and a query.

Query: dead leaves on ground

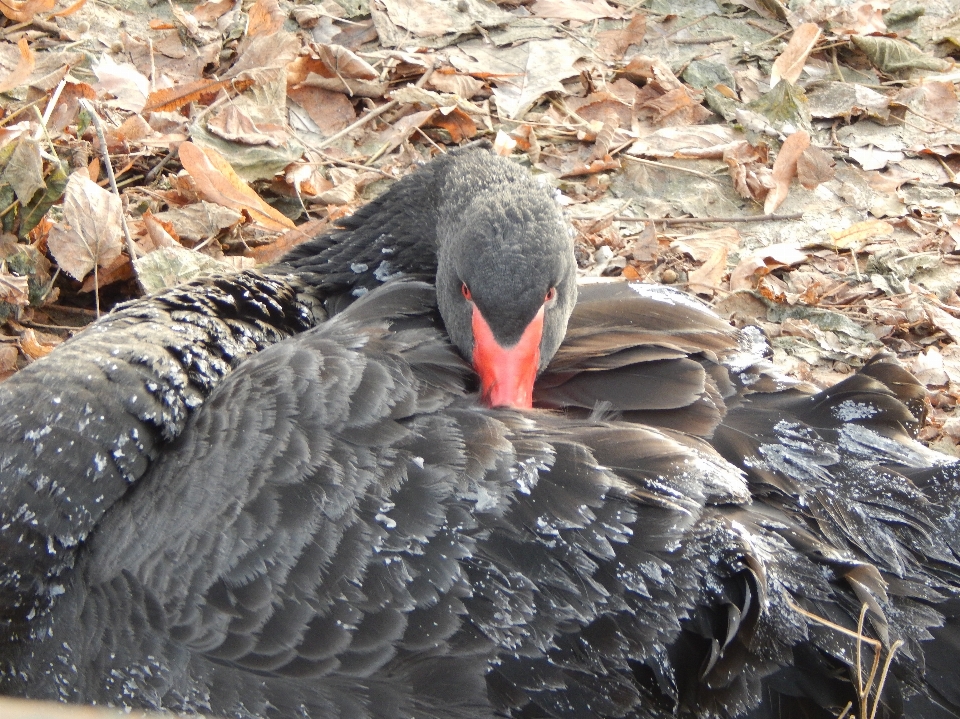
[0,0,958,445]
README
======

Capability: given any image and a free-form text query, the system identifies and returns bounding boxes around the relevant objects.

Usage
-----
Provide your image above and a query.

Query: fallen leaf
[92,54,149,112]
[724,141,771,202]
[770,23,821,86]
[247,0,285,36]
[628,125,742,158]
[134,245,233,293]
[79,252,134,292]
[288,86,356,135]
[0,38,33,94]
[596,14,645,61]
[47,173,123,280]
[0,269,29,307]
[638,87,712,127]
[827,219,894,250]
[730,243,809,291]
[531,0,623,22]
[764,130,810,214]
[19,328,59,359]
[428,71,485,98]
[807,82,891,121]
[207,106,288,147]
[378,0,514,38]
[0,343,18,379]
[143,78,239,113]
[494,130,517,156]
[796,145,836,189]
[2,137,44,205]
[0,0,55,23]
[178,141,295,231]
[453,39,584,119]
[674,227,741,292]
[249,217,330,264]
[913,346,949,387]
[853,36,951,73]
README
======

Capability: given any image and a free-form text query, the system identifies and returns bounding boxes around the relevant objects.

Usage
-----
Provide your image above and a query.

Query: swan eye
[461,283,472,301]
[545,287,556,302]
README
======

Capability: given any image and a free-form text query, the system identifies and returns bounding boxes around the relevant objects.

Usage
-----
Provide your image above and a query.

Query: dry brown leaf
[93,55,149,112]
[47,173,123,281]
[559,155,620,177]
[428,72,485,98]
[143,79,240,113]
[797,145,836,189]
[827,219,893,250]
[192,0,235,23]
[764,130,810,214]
[45,81,94,136]
[247,0,285,36]
[248,218,330,264]
[207,106,287,147]
[0,0,55,22]
[0,343,18,379]
[724,141,771,201]
[596,13,646,61]
[638,87,711,127]
[895,81,959,125]
[0,39,34,94]
[494,130,517,156]
[19,328,59,359]
[620,56,684,92]
[770,23,821,87]
[51,0,88,17]
[142,211,181,248]
[628,125,743,159]
[0,270,29,307]
[674,227,741,292]
[828,1,887,36]
[730,243,808,291]
[531,0,623,21]
[106,114,155,148]
[288,86,356,135]
[79,253,134,293]
[178,141,295,231]
[428,107,477,143]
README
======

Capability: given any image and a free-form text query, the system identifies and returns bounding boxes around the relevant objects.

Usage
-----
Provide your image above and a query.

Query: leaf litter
[0,0,956,450]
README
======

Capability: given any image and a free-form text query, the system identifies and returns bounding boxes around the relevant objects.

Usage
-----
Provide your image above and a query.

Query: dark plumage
[0,145,958,718]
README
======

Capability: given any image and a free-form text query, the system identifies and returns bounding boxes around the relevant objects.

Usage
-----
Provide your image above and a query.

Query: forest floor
[0,0,959,452]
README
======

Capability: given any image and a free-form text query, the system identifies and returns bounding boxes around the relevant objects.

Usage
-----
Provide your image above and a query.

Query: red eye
[545,287,556,302]
[461,283,472,301]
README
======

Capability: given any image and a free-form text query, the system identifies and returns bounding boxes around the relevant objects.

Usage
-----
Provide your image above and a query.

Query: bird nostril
[462,283,472,301]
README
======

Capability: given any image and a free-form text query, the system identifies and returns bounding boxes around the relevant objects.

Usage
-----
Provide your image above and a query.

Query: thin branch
[620,154,722,180]
[614,212,803,224]
[314,62,437,155]
[79,100,137,263]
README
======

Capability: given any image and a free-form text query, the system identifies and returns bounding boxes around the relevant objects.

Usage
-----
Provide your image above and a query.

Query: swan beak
[471,304,544,409]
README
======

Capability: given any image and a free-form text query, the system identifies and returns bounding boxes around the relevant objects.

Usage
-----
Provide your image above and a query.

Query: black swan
[0,145,958,718]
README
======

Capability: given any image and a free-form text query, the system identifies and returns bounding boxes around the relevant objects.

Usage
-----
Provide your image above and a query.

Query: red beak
[471,305,544,409]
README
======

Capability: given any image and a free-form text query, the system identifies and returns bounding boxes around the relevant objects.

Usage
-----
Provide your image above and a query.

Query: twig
[79,99,138,318]
[315,62,437,155]
[620,154,722,180]
[144,148,178,184]
[0,95,49,127]
[316,152,393,178]
[614,212,803,224]
[673,35,735,44]
[904,106,960,136]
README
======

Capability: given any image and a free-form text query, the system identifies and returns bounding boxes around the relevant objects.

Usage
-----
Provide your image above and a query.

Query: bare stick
[614,212,803,224]
[313,62,437,154]
[79,100,137,263]
[620,154,723,181]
